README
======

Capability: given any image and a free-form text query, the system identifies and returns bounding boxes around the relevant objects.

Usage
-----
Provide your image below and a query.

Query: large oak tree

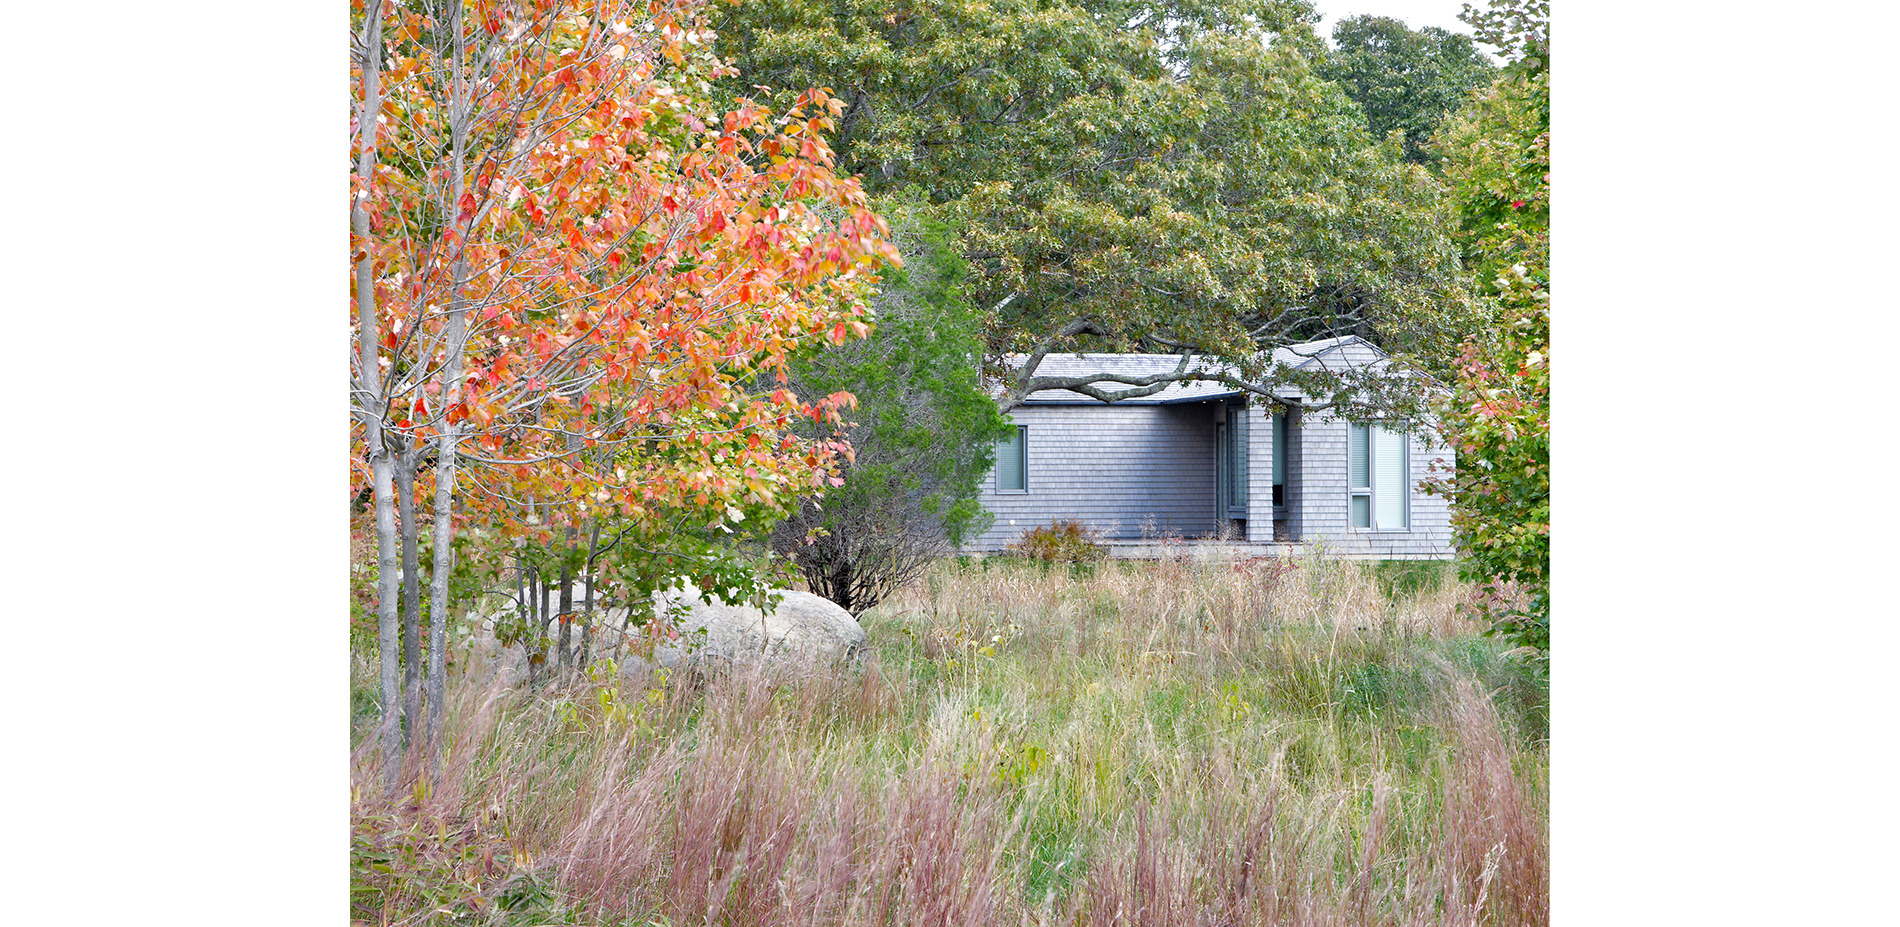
[1318,14,1495,166]
[711,0,1484,416]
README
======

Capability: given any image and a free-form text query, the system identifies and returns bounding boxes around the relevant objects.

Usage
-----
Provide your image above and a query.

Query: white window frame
[1348,423,1410,531]
[996,424,1028,493]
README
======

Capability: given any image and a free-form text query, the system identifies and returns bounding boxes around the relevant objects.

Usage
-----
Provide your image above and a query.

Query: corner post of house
[1282,397,1306,544]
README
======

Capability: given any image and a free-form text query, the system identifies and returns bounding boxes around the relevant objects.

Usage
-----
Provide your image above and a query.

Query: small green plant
[1009,520,1107,563]
[1218,682,1255,724]
[996,741,1049,786]
[1369,559,1449,600]
[965,706,1048,786]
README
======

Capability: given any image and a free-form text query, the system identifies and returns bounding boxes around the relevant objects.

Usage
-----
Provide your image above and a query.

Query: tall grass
[352,550,1547,926]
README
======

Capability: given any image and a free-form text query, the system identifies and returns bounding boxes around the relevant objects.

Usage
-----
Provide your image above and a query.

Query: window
[1218,406,1248,514]
[1271,410,1286,507]
[1348,423,1409,530]
[996,425,1027,492]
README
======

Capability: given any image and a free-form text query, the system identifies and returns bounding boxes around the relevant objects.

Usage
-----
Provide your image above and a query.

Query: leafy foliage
[710,0,1485,404]
[1009,519,1108,563]
[1430,280,1547,654]
[1424,0,1549,658]
[1460,0,1550,67]
[349,0,899,765]
[352,0,897,537]
[771,194,1015,613]
[1317,15,1496,165]
[1431,25,1548,290]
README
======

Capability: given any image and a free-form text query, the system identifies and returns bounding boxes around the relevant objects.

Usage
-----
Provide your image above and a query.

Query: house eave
[1019,388,1311,406]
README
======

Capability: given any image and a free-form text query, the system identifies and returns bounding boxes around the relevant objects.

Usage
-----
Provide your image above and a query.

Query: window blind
[1374,427,1407,529]
[1348,424,1369,489]
[997,426,1025,491]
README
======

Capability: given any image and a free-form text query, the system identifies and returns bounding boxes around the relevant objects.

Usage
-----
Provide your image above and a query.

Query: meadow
[350,549,1547,926]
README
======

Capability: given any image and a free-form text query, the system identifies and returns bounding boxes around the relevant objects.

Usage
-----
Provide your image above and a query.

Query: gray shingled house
[966,336,1453,559]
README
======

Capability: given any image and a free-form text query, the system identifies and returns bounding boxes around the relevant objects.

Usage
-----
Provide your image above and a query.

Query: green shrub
[1009,520,1107,563]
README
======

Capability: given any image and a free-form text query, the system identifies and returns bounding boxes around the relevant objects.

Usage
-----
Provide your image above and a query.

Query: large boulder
[652,582,868,671]
[463,581,868,685]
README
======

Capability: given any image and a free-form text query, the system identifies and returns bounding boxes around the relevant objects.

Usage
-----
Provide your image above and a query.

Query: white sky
[1307,0,1491,51]
[1308,0,1478,36]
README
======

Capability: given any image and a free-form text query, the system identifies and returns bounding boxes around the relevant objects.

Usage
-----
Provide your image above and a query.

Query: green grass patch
[1369,558,1454,600]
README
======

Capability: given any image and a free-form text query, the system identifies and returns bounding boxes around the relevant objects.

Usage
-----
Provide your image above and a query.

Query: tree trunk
[536,565,551,685]
[526,559,547,688]
[398,442,421,751]
[426,0,471,772]
[426,406,460,765]
[353,6,399,795]
[580,519,600,669]
[830,557,854,614]
[370,450,401,792]
[513,553,529,681]
[558,525,574,675]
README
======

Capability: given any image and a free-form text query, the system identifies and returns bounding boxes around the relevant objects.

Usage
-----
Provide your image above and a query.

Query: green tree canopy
[1424,0,1549,659]
[771,194,1014,612]
[1318,14,1495,165]
[1431,13,1547,290]
[712,0,1483,416]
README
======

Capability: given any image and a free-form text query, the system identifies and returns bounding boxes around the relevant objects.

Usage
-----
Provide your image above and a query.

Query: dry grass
[352,549,1547,926]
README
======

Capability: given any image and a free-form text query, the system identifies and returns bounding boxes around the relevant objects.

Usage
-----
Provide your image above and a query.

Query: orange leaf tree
[350,0,896,788]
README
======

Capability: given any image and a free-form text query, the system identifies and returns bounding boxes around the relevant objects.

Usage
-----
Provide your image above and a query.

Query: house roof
[1013,336,1391,404]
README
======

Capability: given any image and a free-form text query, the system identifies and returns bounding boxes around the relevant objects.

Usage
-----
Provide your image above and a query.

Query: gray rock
[652,582,868,671]
[464,581,867,684]
[463,582,630,688]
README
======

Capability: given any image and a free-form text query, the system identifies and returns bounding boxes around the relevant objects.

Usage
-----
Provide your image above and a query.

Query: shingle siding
[969,404,1218,549]
[1297,410,1350,542]
[1291,411,1453,559]
[963,340,1454,560]
[1301,339,1387,372]
[1244,402,1275,543]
